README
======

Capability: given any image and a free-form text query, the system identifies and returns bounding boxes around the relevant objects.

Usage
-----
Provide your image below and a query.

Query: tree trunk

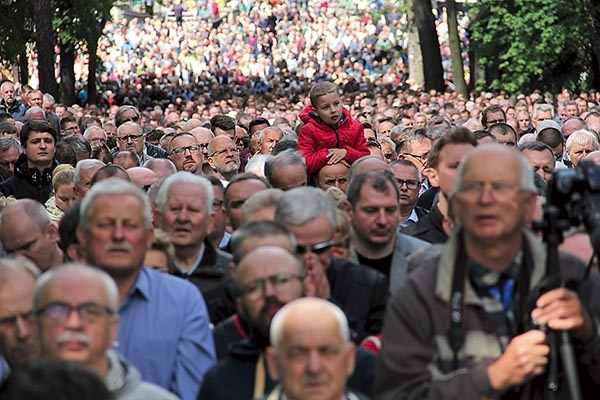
[33,0,58,97]
[446,0,467,96]
[17,51,29,85]
[406,0,424,89]
[87,40,99,106]
[59,44,77,106]
[413,0,445,92]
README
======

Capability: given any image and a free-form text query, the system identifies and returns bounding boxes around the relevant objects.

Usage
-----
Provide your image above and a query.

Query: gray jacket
[106,350,180,400]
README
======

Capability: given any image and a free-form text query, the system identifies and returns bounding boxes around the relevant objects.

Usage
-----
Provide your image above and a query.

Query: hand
[487,330,549,391]
[326,148,347,164]
[531,288,593,340]
[301,253,330,300]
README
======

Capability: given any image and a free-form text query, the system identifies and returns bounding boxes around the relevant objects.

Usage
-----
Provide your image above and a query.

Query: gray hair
[0,257,41,283]
[34,263,119,314]
[532,103,555,121]
[264,149,306,183]
[270,297,350,348]
[241,188,284,226]
[73,159,105,188]
[23,106,46,120]
[229,220,296,264]
[42,93,55,105]
[155,171,214,214]
[245,154,272,178]
[453,145,536,195]
[377,136,396,152]
[79,178,153,230]
[258,126,283,144]
[566,129,600,152]
[275,186,337,229]
[0,136,21,153]
[82,126,106,141]
[116,121,143,136]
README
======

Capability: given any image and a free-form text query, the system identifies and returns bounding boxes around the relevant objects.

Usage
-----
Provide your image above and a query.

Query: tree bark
[33,0,58,97]
[406,0,424,89]
[446,0,468,96]
[412,0,445,92]
[59,44,77,106]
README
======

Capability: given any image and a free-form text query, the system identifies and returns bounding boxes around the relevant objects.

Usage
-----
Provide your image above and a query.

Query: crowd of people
[0,1,598,398]
[0,69,600,399]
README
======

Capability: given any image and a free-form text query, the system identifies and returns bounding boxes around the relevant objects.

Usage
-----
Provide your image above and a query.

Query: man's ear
[265,346,279,381]
[345,343,356,377]
[422,166,439,188]
[342,199,353,218]
[45,221,60,243]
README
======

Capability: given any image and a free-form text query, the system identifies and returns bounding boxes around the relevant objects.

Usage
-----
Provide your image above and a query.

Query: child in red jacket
[298,81,370,174]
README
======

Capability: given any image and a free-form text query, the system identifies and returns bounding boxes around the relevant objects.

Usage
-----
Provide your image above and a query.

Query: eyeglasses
[123,116,140,123]
[35,302,115,324]
[384,153,396,160]
[116,134,144,142]
[213,199,224,211]
[210,147,239,157]
[395,179,420,190]
[240,273,304,301]
[296,239,335,255]
[456,181,522,202]
[170,145,201,157]
[486,119,506,125]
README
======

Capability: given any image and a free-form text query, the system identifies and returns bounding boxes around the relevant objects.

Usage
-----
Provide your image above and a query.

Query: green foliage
[0,0,34,68]
[53,0,114,50]
[470,0,597,93]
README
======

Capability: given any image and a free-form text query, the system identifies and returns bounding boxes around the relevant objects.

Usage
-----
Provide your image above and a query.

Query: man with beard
[168,133,203,175]
[207,136,241,183]
[198,246,376,399]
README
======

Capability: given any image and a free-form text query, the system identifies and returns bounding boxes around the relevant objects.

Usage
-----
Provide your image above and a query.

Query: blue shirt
[115,268,216,400]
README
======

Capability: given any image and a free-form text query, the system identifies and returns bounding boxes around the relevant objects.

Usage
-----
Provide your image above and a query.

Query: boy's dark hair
[309,81,339,106]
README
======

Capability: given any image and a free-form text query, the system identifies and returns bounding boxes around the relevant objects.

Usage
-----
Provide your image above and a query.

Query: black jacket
[402,203,448,244]
[328,257,389,343]
[170,239,236,323]
[0,153,56,203]
[198,331,376,400]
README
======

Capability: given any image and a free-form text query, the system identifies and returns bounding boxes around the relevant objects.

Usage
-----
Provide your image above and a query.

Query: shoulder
[331,258,387,285]
[141,268,204,303]
[396,232,430,252]
[130,382,180,400]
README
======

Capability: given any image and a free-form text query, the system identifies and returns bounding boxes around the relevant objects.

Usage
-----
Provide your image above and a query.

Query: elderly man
[207,136,241,182]
[0,258,40,381]
[154,171,233,322]
[565,129,600,167]
[224,173,270,231]
[199,245,376,399]
[314,162,350,192]
[0,199,64,271]
[519,141,556,182]
[76,178,216,400]
[257,126,284,155]
[73,159,105,199]
[0,80,27,121]
[0,137,21,182]
[114,121,157,165]
[0,121,57,202]
[264,149,308,190]
[33,264,178,399]
[265,298,364,400]
[275,186,389,342]
[168,132,203,175]
[376,144,600,398]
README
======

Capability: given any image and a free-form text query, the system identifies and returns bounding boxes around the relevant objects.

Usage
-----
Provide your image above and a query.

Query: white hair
[270,298,350,348]
[566,129,600,152]
[155,171,214,213]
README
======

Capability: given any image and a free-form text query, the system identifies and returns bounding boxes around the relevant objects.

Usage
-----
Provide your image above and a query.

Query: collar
[174,242,206,275]
[400,208,419,227]
[122,268,151,308]
[435,229,546,305]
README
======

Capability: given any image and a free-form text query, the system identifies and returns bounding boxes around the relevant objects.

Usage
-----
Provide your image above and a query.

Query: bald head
[236,245,302,276]
[348,156,390,182]
[127,167,158,189]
